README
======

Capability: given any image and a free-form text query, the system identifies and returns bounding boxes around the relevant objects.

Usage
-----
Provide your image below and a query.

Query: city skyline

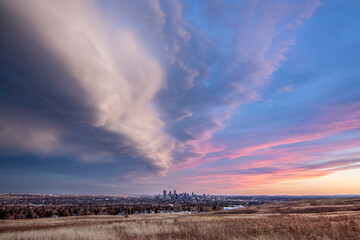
[1,0,360,195]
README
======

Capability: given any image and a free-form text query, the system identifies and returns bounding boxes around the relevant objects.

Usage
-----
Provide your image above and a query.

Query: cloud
[168,157,360,193]
[186,101,360,168]
[0,114,60,153]
[277,85,294,93]
[159,0,322,168]
[0,0,176,174]
[0,0,329,191]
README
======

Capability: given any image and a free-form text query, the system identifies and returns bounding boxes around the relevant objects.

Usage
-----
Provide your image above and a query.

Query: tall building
[174,190,176,199]
[163,190,166,199]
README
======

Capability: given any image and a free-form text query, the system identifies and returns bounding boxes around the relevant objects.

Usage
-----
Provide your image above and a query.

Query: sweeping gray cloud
[0,0,177,174]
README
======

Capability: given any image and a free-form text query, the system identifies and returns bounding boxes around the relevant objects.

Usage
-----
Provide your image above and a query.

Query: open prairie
[0,198,359,240]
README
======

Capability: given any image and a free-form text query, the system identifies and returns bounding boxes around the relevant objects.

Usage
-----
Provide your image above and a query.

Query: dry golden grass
[211,197,360,215]
[1,198,360,240]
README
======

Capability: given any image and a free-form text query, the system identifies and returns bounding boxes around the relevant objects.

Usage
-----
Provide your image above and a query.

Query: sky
[0,0,359,195]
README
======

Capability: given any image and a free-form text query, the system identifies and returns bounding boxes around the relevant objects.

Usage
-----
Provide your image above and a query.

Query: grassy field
[1,198,359,240]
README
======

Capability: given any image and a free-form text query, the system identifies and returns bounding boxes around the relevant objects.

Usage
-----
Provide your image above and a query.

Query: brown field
[1,198,359,240]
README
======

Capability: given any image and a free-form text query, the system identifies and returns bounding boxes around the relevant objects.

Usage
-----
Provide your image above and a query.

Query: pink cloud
[183,101,360,169]
[168,101,360,192]
[277,85,293,93]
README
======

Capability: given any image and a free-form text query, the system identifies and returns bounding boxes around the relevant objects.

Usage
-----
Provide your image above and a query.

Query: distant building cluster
[158,190,212,201]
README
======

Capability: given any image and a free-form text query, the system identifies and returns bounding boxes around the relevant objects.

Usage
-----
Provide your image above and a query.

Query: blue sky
[0,0,359,194]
